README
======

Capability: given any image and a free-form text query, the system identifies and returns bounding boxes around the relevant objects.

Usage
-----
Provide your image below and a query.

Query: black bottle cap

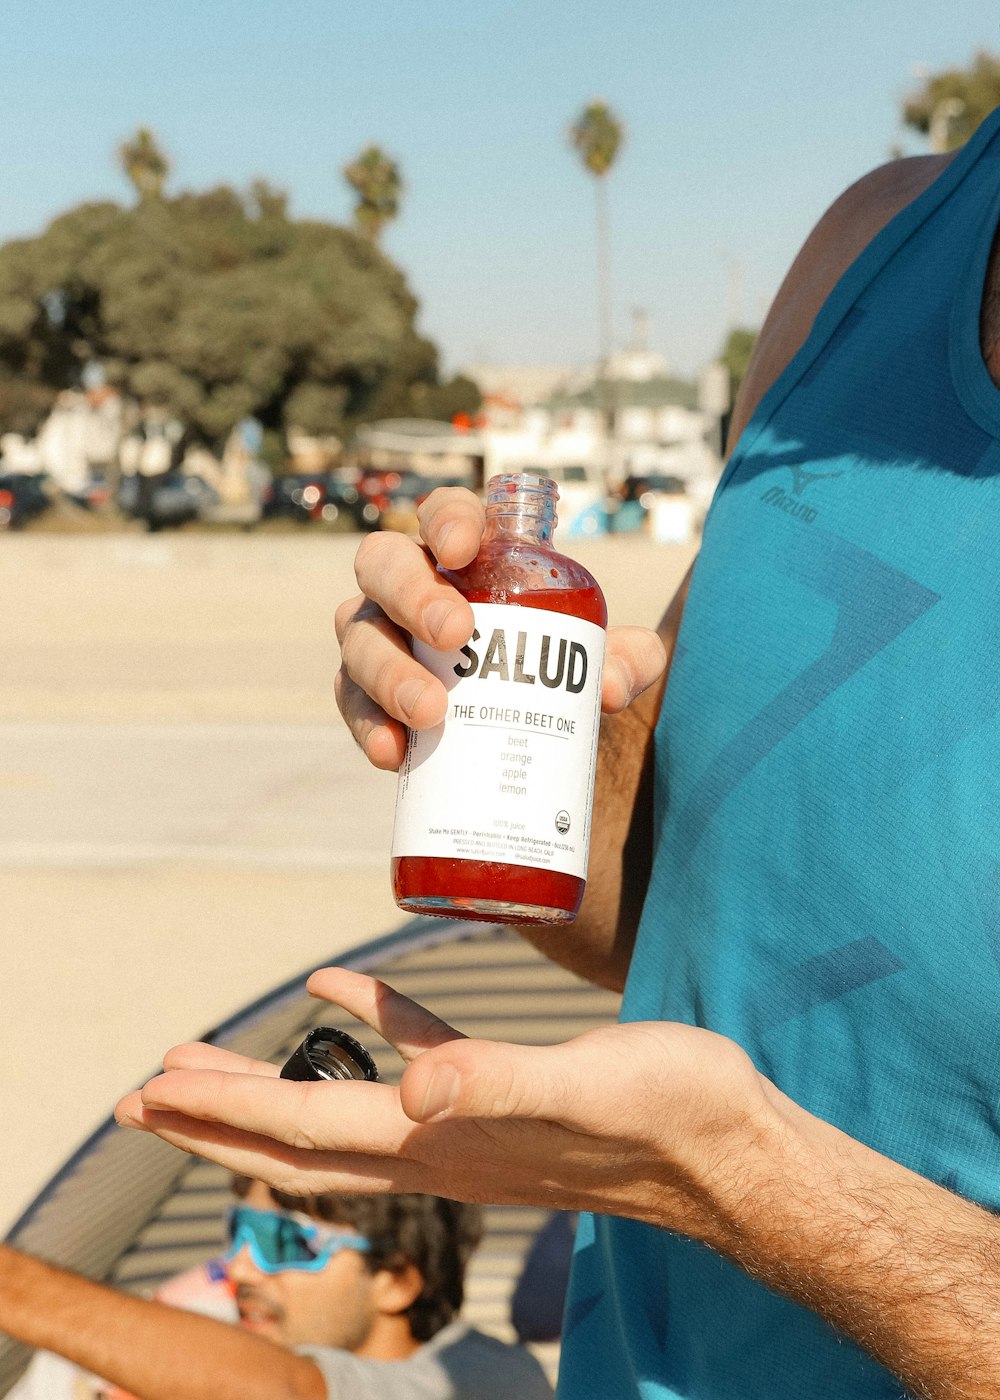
[280,1027,379,1083]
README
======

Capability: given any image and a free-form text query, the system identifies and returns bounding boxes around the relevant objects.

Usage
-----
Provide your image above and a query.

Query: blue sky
[0,1,997,377]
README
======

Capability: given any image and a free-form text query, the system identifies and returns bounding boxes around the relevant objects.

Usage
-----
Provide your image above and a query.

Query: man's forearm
[702,1088,1000,1400]
[513,699,659,990]
[0,1247,323,1400]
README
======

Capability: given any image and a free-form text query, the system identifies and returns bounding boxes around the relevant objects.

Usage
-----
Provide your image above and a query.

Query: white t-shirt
[300,1322,553,1400]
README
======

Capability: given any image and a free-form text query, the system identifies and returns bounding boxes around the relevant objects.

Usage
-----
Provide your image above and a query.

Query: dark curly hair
[232,1178,483,1343]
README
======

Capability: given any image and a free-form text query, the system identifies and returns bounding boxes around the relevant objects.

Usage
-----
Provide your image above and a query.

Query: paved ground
[0,530,696,1232]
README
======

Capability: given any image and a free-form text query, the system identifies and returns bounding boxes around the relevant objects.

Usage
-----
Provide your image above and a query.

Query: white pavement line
[0,842,385,871]
[0,722,343,742]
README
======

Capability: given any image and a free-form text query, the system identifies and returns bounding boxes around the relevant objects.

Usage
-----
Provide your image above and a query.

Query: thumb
[400,1039,569,1125]
[601,626,667,713]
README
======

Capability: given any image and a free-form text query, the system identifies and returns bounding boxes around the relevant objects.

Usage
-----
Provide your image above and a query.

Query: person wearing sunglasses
[0,1178,553,1400]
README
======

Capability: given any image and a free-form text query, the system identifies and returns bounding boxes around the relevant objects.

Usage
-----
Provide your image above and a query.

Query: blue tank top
[559,109,1000,1400]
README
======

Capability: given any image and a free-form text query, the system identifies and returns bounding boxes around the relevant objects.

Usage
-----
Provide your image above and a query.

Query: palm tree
[569,100,624,467]
[118,127,170,201]
[569,100,624,367]
[343,145,403,243]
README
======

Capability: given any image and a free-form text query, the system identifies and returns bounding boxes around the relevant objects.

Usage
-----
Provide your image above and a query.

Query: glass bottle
[391,472,607,924]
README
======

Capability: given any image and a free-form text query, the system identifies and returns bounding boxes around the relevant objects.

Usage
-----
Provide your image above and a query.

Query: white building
[471,353,722,489]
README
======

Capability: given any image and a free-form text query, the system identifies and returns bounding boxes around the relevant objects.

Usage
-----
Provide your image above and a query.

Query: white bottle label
[391,602,606,879]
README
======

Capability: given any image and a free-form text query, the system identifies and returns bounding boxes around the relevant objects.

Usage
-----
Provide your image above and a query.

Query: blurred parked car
[262,473,368,529]
[355,468,405,525]
[628,473,687,506]
[118,470,219,531]
[357,469,467,531]
[0,473,53,529]
[80,472,117,511]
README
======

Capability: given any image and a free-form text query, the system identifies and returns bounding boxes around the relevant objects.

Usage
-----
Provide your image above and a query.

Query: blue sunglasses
[225,1206,372,1274]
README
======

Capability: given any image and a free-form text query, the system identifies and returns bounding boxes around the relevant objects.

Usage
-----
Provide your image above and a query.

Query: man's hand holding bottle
[334,485,668,772]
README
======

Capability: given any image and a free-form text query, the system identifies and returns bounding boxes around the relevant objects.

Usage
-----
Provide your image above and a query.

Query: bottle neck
[482,473,557,547]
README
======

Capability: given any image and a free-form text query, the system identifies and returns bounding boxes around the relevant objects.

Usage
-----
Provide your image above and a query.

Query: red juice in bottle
[391,473,607,924]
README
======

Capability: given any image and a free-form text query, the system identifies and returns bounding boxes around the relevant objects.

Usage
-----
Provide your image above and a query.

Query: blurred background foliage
[902,48,1000,151]
[0,129,478,447]
[5,45,1000,455]
[718,326,757,402]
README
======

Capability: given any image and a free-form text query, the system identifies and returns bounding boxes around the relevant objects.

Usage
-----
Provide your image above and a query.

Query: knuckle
[371,655,405,708]
[287,1085,324,1151]
[290,1125,324,1152]
[418,486,476,532]
[352,689,386,735]
[416,487,447,519]
[334,595,362,642]
[338,614,390,678]
[419,484,462,515]
[455,1043,539,1119]
[333,669,352,723]
[337,620,362,668]
[354,529,396,584]
[337,627,359,674]
[491,1061,539,1119]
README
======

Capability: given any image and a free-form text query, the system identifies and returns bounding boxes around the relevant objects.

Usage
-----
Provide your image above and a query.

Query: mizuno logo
[759,461,844,526]
[785,463,843,497]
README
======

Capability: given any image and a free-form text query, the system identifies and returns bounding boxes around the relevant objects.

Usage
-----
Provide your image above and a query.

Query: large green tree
[902,50,1000,152]
[0,182,477,443]
[342,146,403,244]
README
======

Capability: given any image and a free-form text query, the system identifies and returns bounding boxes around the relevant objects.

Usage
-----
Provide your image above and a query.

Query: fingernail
[424,599,460,643]
[396,678,430,720]
[436,522,456,556]
[420,1066,460,1121]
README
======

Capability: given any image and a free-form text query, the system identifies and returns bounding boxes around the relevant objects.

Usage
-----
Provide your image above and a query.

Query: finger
[398,1034,625,1128]
[115,1090,147,1123]
[334,665,408,770]
[306,969,465,1062]
[160,1043,282,1077]
[399,1038,560,1124]
[352,534,474,652]
[135,1069,410,1154]
[601,626,668,712]
[115,1104,419,1195]
[416,488,485,569]
[337,597,450,731]
[400,1023,732,1132]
